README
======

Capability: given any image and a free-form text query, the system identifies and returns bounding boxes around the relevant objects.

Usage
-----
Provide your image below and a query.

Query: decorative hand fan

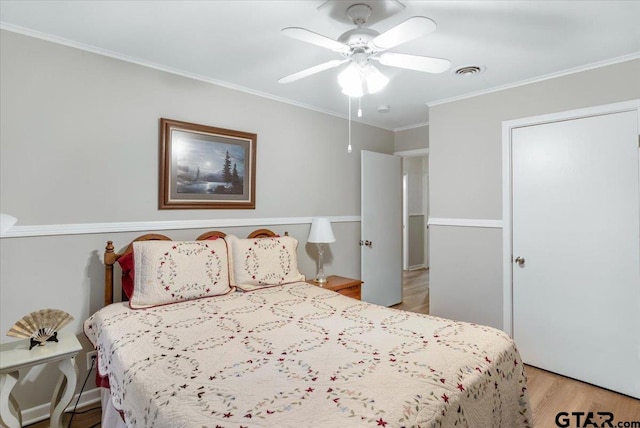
[7,309,74,350]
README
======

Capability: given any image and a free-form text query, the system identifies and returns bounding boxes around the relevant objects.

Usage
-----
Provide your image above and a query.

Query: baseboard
[21,387,101,426]
[408,264,426,271]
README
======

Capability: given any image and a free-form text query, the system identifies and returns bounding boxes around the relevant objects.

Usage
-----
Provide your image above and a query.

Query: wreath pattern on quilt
[243,239,294,285]
[86,283,532,428]
[156,242,224,300]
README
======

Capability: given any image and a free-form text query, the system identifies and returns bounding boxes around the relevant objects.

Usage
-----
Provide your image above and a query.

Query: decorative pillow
[225,234,305,291]
[117,251,135,300]
[130,240,232,308]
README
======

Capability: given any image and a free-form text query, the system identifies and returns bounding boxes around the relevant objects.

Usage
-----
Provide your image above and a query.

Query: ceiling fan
[278,3,450,97]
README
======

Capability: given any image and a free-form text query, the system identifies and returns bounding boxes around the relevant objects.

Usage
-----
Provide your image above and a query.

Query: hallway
[392,268,429,313]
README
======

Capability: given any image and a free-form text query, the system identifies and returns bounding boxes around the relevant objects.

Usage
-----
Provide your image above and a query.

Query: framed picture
[159,118,257,209]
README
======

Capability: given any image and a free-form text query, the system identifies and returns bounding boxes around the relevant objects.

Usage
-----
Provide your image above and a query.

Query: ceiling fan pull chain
[348,96,352,153]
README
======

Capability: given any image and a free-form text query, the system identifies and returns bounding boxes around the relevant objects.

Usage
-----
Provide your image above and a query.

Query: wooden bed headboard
[103,228,283,306]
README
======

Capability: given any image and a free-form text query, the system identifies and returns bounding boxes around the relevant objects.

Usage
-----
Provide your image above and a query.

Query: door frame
[402,172,409,270]
[501,99,640,336]
[395,148,429,271]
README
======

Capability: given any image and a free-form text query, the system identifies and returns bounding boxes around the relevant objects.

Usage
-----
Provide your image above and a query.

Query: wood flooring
[391,268,430,313]
[27,404,101,428]
[29,269,639,427]
[525,365,640,427]
[396,269,639,427]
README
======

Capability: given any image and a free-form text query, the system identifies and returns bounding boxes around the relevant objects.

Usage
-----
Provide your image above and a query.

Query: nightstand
[0,331,82,428]
[307,275,363,300]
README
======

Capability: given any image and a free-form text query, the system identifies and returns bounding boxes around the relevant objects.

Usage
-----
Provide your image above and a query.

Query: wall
[429,58,640,329]
[0,30,393,419]
[394,125,428,152]
[404,157,424,215]
[404,156,427,268]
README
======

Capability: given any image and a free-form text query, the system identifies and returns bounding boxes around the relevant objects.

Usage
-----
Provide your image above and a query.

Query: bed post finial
[104,240,116,306]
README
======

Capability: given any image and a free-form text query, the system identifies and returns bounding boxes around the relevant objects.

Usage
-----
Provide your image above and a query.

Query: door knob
[515,257,525,267]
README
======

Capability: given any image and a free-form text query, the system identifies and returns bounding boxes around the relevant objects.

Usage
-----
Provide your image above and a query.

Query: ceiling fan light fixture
[338,62,388,97]
[338,63,364,97]
[363,64,389,94]
[280,4,449,101]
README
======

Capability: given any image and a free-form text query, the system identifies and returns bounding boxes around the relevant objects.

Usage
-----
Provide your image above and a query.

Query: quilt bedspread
[84,282,531,427]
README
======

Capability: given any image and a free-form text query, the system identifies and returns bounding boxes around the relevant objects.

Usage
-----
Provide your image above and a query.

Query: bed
[85,229,532,427]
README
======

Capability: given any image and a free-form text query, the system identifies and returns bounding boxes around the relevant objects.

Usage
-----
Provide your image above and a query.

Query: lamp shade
[338,63,364,98]
[307,218,336,243]
[363,65,389,94]
[0,213,17,234]
[338,63,389,97]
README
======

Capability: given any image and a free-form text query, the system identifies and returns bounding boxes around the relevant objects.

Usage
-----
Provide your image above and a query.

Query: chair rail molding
[0,216,361,238]
[428,218,503,228]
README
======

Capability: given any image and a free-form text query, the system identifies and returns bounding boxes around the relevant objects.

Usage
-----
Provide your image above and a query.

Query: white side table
[0,331,82,428]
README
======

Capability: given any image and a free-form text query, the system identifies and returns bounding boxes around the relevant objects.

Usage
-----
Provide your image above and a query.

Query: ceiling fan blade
[282,27,349,52]
[368,16,437,51]
[278,59,348,84]
[377,52,450,73]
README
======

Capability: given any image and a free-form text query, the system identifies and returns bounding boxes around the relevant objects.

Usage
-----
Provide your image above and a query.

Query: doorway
[397,149,430,313]
[398,150,429,271]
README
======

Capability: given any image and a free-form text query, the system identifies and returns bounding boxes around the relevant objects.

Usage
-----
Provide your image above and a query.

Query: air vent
[454,66,484,76]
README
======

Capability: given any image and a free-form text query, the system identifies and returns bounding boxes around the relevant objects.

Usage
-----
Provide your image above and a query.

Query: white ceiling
[1,0,639,130]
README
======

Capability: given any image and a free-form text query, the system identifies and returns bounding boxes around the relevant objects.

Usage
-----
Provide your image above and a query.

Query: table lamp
[307,217,336,284]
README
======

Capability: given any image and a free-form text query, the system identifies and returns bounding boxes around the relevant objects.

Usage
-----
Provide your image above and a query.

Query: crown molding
[6,25,635,137]
[393,121,429,132]
[427,52,640,107]
[0,23,393,131]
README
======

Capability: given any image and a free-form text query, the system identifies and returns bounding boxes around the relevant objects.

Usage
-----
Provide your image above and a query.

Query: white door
[511,110,640,398]
[361,150,402,306]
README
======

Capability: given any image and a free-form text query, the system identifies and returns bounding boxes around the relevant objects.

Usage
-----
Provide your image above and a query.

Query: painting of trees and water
[175,138,245,195]
[160,118,256,210]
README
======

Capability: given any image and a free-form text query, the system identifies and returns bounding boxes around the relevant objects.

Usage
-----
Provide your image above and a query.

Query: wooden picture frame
[159,118,256,209]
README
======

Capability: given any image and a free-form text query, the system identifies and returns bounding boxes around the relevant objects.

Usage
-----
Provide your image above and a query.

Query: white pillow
[225,234,305,291]
[131,240,232,308]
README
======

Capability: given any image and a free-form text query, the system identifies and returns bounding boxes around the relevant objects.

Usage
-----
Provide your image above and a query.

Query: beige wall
[0,31,394,225]
[0,30,393,417]
[429,59,640,329]
[394,125,428,152]
[404,156,425,214]
[404,156,427,269]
